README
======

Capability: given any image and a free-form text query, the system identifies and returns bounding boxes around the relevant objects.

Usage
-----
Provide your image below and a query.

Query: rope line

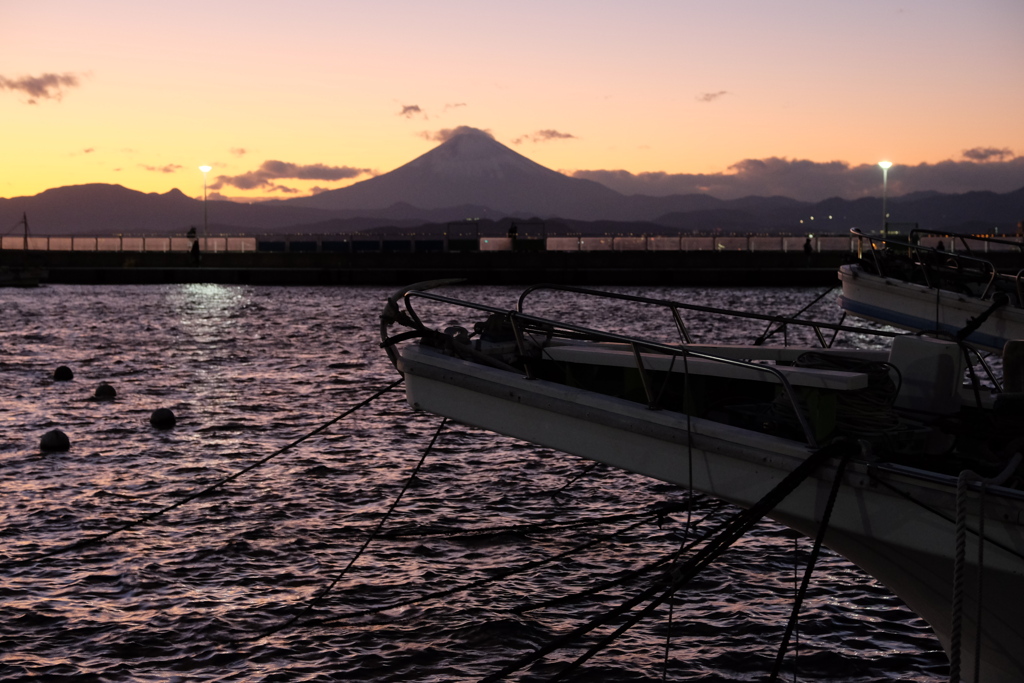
[512,502,726,615]
[768,449,853,681]
[378,505,680,540]
[974,483,986,683]
[0,379,404,572]
[251,415,447,641]
[949,471,970,683]
[754,285,837,346]
[481,440,853,683]
[946,454,1020,683]
[665,349,696,679]
[547,448,850,683]
[551,461,600,498]
[310,512,661,627]
[866,467,1024,563]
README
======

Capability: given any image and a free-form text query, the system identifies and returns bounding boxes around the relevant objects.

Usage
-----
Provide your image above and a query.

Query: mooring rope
[480,440,855,683]
[251,415,448,641]
[768,448,853,682]
[551,460,601,498]
[866,465,1024,564]
[0,379,404,572]
[753,285,837,346]
[948,452,1021,683]
[949,471,971,683]
[512,501,726,615]
[309,511,664,628]
[377,506,663,540]
[663,350,695,681]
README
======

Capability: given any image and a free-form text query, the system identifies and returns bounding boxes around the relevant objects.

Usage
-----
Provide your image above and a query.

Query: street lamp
[878,161,892,238]
[199,165,212,241]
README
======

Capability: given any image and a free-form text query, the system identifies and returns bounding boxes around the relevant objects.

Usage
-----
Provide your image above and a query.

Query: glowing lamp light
[878,161,893,237]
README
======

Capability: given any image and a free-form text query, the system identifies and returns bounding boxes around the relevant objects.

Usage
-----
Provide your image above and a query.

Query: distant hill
[1,129,1021,236]
[0,184,339,235]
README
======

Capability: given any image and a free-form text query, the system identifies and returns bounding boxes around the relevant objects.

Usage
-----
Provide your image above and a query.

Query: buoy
[150,408,176,429]
[40,429,71,452]
[53,366,74,381]
[95,383,117,400]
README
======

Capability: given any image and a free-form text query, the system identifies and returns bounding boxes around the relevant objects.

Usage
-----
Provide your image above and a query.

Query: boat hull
[399,342,1024,683]
[838,263,1024,353]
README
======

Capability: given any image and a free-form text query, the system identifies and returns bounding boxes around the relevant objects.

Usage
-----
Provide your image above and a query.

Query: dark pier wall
[4,250,851,287]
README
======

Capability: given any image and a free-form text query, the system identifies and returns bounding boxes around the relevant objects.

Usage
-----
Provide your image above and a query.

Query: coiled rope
[0,378,404,572]
[777,352,903,437]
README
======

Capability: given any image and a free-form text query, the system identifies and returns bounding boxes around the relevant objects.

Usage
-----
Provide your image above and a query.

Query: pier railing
[1,233,852,254]
[3,232,1019,255]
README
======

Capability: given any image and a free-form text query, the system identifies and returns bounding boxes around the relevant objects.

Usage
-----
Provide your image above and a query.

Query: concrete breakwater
[2,249,850,286]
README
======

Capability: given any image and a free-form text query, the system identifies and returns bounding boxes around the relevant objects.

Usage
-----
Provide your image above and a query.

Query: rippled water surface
[0,284,946,681]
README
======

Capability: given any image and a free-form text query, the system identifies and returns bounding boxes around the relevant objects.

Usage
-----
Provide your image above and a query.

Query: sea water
[0,284,946,681]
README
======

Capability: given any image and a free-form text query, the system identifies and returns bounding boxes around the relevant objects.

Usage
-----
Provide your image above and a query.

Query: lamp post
[878,161,892,238]
[199,165,212,243]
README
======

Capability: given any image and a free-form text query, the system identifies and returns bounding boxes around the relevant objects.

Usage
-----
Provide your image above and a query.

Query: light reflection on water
[0,284,945,682]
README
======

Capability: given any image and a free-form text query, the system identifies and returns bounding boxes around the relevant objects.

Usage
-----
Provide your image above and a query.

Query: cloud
[513,129,577,145]
[443,102,467,111]
[229,147,247,156]
[571,152,1024,201]
[210,160,373,191]
[0,72,84,103]
[399,104,425,119]
[419,126,494,142]
[141,163,184,174]
[83,148,95,154]
[962,146,1014,162]
[696,90,729,103]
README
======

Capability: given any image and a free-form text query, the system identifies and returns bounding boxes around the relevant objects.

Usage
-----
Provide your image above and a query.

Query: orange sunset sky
[2,0,1023,203]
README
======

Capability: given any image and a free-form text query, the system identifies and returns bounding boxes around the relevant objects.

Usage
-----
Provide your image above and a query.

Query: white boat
[839,228,1024,354]
[381,281,1024,683]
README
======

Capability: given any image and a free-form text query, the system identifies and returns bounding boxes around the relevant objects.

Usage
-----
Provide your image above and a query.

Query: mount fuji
[281,127,629,220]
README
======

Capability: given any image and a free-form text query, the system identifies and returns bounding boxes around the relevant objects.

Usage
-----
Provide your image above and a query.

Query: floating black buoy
[53,366,74,381]
[40,428,71,452]
[95,383,117,400]
[150,408,176,429]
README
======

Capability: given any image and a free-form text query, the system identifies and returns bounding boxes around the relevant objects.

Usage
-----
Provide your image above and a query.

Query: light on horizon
[878,161,892,237]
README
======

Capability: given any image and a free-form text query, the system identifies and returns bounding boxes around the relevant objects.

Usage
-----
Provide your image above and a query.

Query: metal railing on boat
[515,283,897,349]
[851,227,1024,305]
[394,286,900,449]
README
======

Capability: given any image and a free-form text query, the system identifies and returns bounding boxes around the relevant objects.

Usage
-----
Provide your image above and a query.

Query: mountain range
[2,127,1022,236]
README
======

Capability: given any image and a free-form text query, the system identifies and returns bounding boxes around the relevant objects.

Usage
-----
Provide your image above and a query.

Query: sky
[2,0,1023,203]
